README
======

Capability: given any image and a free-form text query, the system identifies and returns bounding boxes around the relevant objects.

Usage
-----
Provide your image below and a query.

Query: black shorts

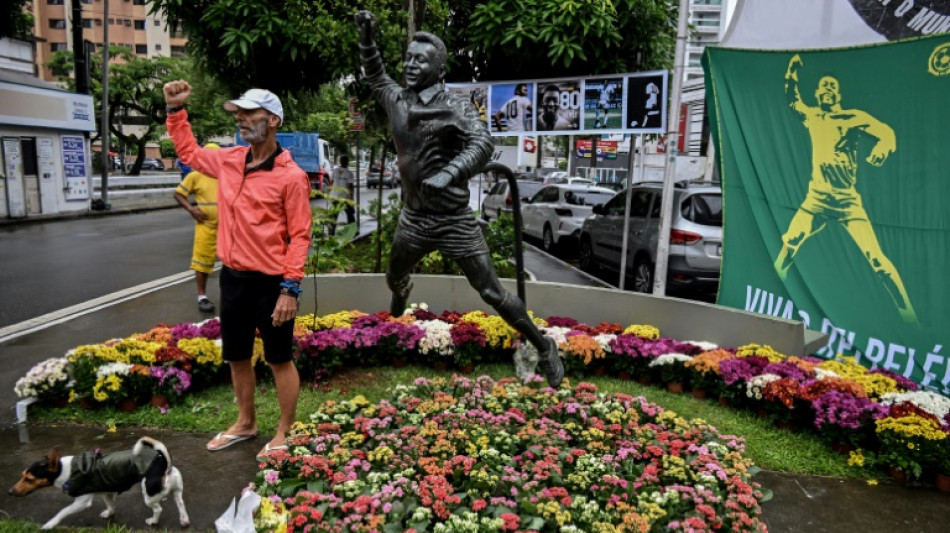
[219,267,294,364]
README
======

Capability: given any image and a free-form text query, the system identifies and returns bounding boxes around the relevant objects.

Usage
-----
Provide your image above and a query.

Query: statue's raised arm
[355,10,376,49]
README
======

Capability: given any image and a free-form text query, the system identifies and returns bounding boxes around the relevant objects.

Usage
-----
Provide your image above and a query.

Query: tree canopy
[149,0,677,92]
[47,47,232,173]
[149,0,415,95]
[0,0,33,41]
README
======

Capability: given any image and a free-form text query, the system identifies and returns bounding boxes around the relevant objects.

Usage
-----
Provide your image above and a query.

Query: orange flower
[565,334,605,365]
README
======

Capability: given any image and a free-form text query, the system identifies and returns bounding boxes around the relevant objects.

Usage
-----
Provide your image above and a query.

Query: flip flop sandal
[206,432,256,451]
[256,442,289,460]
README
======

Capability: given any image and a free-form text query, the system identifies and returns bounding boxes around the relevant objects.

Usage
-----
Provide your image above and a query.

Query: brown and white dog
[8,436,190,530]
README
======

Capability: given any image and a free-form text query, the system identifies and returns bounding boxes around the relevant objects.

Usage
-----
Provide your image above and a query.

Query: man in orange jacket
[163,81,312,459]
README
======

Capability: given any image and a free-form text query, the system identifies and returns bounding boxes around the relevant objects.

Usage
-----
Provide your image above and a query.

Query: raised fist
[163,80,192,107]
[355,11,376,47]
[786,54,803,78]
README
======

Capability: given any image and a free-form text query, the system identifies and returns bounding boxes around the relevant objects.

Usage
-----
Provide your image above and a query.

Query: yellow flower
[178,337,222,366]
[736,343,784,362]
[847,450,865,467]
[107,424,117,433]
[251,338,265,366]
[623,324,660,340]
[303,311,366,331]
[866,479,878,486]
[876,414,947,441]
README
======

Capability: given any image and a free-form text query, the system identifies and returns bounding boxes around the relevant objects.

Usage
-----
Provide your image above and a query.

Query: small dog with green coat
[8,436,189,530]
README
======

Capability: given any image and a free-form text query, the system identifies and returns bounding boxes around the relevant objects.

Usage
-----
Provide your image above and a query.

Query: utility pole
[97,0,111,209]
[70,0,89,94]
[651,0,689,295]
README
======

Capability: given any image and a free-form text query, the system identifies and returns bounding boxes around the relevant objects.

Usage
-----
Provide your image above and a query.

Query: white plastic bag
[215,490,261,533]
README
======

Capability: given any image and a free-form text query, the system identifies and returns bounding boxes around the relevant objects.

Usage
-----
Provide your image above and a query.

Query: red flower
[500,513,521,531]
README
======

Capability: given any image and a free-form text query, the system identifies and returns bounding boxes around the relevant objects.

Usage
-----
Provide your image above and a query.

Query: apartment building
[685,0,731,80]
[30,0,186,81]
[677,0,733,158]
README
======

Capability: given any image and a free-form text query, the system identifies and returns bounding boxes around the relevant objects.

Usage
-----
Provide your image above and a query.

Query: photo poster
[624,71,668,134]
[535,79,582,132]
[489,82,535,133]
[446,69,669,137]
[583,77,624,130]
[447,83,489,126]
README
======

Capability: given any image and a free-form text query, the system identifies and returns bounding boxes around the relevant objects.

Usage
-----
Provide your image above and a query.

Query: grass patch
[29,363,877,481]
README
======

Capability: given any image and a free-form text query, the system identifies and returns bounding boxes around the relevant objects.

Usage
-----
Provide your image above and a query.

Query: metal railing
[484,162,526,304]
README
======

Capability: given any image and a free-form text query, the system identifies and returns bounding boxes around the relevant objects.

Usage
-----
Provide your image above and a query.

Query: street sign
[348,98,361,118]
[348,98,365,131]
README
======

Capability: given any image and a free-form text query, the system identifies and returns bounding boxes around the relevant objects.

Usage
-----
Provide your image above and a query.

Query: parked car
[578,181,722,293]
[125,157,165,172]
[594,181,624,192]
[481,179,546,222]
[521,184,616,252]
[366,163,400,188]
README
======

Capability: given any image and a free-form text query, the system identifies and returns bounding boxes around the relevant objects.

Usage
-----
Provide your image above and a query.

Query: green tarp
[704,34,950,392]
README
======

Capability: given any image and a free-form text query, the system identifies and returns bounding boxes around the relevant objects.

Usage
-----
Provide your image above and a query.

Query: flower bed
[15,308,950,484]
[252,376,768,532]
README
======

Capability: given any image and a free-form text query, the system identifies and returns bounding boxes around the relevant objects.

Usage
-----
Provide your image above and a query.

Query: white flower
[814,367,839,380]
[540,326,572,347]
[745,373,781,398]
[14,357,71,398]
[415,320,454,356]
[685,340,720,352]
[96,362,133,378]
[649,352,693,367]
[593,333,617,352]
[404,302,430,315]
[880,391,950,420]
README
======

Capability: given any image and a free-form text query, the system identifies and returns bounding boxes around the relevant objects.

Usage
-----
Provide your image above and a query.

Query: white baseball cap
[223,88,283,124]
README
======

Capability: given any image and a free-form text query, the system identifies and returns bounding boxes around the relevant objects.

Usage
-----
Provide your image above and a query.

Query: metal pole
[375,145,387,272]
[618,134,639,291]
[70,0,89,94]
[485,162,525,304]
[652,0,689,296]
[97,0,110,208]
[355,132,361,230]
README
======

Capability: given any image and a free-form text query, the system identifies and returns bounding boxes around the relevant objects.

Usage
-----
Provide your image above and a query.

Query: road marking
[0,270,198,344]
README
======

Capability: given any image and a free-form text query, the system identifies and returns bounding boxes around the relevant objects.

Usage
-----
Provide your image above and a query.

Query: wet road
[0,210,194,328]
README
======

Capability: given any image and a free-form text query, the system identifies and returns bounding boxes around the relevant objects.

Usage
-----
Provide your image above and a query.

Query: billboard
[448,70,668,137]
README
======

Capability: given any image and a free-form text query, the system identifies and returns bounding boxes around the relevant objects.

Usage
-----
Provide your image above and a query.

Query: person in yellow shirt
[173,142,221,313]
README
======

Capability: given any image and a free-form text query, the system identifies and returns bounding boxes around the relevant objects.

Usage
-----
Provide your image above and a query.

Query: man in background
[329,154,356,235]
[173,142,221,313]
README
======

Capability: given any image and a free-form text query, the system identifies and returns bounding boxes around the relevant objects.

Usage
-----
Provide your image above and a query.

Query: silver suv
[578,181,722,293]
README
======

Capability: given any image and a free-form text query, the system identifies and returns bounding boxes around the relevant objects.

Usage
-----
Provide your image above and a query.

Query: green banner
[704,35,950,393]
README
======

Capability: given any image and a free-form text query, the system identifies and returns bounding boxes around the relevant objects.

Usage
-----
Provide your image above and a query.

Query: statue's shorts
[392,207,490,259]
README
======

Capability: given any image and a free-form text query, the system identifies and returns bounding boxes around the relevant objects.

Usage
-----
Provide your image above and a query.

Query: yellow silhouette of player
[774,54,918,324]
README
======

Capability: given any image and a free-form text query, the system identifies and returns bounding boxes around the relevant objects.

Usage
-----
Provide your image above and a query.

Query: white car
[521,184,616,252]
[481,179,545,221]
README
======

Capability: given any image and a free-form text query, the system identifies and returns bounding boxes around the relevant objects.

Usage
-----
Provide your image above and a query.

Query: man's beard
[241,119,268,144]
